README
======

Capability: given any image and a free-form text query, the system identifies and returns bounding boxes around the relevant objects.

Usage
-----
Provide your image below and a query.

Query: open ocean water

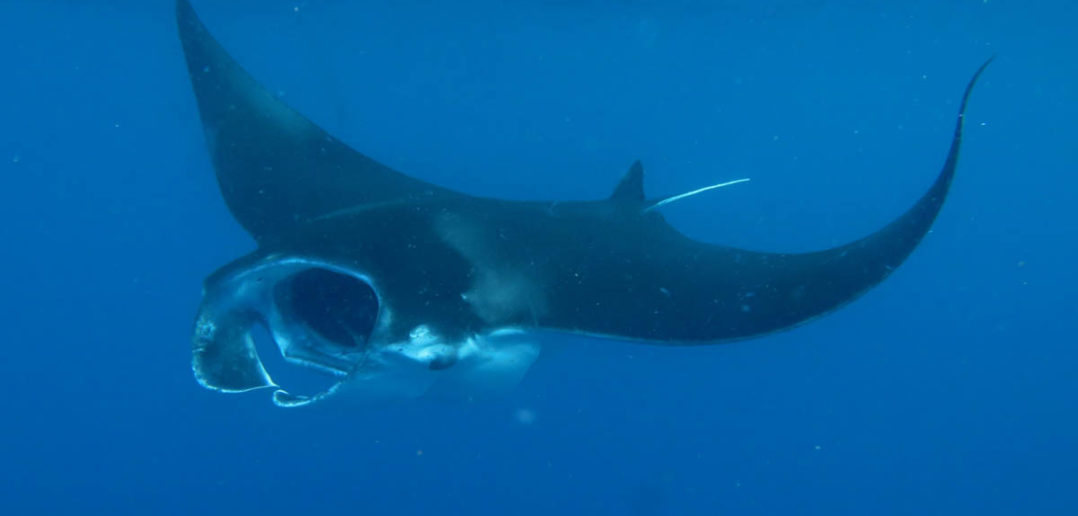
[2,0,1075,514]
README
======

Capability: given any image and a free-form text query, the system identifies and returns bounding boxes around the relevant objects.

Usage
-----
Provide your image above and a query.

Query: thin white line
[644,178,751,212]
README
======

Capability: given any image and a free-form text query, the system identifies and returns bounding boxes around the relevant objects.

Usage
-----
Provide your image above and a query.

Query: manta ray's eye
[277,267,379,350]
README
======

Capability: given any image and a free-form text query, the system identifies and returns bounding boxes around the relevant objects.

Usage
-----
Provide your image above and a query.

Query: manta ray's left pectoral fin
[175,0,462,241]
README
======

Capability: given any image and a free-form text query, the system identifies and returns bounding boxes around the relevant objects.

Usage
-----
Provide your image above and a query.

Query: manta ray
[176,0,991,407]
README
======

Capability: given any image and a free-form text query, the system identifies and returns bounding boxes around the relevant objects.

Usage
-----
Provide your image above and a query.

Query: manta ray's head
[191,255,389,407]
[190,252,542,407]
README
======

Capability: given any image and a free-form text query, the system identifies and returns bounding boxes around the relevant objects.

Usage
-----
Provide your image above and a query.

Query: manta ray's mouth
[272,267,379,372]
[192,255,385,406]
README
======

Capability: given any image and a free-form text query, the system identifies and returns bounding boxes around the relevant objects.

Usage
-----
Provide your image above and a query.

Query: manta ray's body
[176,0,990,406]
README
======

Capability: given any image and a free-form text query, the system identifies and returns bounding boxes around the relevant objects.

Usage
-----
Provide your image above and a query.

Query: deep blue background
[2,1,1075,514]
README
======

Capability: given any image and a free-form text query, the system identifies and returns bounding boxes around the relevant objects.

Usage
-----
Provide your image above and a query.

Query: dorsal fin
[610,160,645,203]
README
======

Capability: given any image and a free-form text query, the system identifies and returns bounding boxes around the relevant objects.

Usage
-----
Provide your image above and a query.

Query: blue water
[2,1,1075,514]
